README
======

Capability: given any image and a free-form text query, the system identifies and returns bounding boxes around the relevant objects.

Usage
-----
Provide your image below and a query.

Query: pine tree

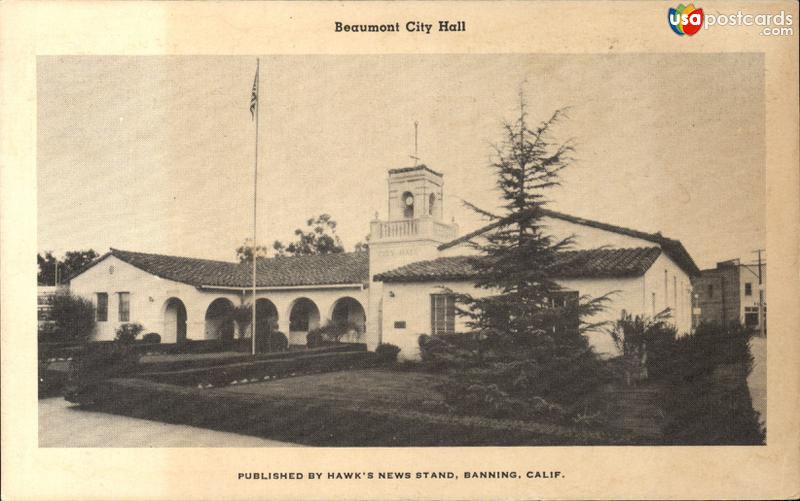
[432,96,612,420]
[461,96,608,350]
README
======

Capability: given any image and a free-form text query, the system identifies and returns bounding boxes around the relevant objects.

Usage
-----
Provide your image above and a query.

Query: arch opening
[289,298,320,344]
[402,191,415,219]
[331,296,366,343]
[254,298,279,338]
[205,298,235,341]
[163,297,188,344]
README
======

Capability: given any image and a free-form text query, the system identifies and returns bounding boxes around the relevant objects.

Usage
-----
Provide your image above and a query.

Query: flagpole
[251,58,260,356]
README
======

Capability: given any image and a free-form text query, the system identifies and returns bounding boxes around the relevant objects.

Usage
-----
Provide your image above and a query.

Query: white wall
[440,216,657,257]
[379,275,644,360]
[69,256,241,342]
[69,255,369,345]
[642,253,693,335]
[541,216,656,250]
[379,252,694,361]
[739,263,766,321]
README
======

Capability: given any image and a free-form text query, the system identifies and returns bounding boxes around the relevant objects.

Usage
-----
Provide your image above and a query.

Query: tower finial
[410,121,420,166]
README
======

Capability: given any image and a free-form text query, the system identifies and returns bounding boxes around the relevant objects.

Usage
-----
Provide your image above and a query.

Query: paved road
[747,336,766,427]
[39,398,299,447]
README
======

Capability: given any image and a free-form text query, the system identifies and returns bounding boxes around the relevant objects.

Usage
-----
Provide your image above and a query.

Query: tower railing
[370,217,458,242]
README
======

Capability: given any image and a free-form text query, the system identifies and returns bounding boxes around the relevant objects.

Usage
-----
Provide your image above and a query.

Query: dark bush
[49,292,96,342]
[375,343,401,363]
[606,310,677,383]
[651,321,764,445]
[65,340,142,404]
[307,321,362,347]
[422,328,609,424]
[418,334,477,370]
[37,321,60,343]
[115,322,144,344]
[648,321,754,383]
[142,333,161,344]
[257,330,288,353]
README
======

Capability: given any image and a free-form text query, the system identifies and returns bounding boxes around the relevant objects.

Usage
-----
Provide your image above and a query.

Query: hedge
[138,344,366,373]
[140,351,379,387]
[648,322,764,445]
[83,377,633,446]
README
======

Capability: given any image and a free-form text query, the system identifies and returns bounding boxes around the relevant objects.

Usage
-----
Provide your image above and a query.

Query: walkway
[747,336,767,427]
[39,397,300,447]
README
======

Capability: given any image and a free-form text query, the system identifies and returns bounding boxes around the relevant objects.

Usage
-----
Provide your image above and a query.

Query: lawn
[224,368,452,413]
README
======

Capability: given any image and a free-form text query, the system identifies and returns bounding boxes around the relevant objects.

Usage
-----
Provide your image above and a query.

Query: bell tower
[365,165,459,349]
[387,165,444,222]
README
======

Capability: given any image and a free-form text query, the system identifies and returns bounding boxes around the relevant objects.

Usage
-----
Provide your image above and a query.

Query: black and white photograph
[3,2,799,499]
[36,53,767,447]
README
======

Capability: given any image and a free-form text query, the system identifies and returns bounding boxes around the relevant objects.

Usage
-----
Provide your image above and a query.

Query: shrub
[425,329,609,424]
[307,321,362,347]
[142,332,161,344]
[257,330,288,353]
[418,334,478,370]
[37,321,60,343]
[375,343,401,363]
[65,339,142,403]
[49,292,96,342]
[648,321,753,383]
[115,323,144,344]
[606,310,677,383]
[232,304,253,338]
[651,321,764,445]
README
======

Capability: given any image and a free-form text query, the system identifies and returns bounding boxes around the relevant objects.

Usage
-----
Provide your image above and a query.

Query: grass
[88,372,624,446]
[224,368,452,413]
[62,332,764,445]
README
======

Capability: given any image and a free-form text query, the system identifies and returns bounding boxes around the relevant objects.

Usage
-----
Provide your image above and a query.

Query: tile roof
[373,247,664,283]
[438,208,700,277]
[71,248,369,288]
[387,165,443,177]
[253,251,369,287]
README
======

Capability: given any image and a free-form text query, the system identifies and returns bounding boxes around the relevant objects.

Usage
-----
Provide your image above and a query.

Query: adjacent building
[693,258,767,333]
[67,165,700,358]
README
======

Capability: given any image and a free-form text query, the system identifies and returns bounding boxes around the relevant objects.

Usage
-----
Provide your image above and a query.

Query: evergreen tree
[460,97,608,350]
[428,96,612,421]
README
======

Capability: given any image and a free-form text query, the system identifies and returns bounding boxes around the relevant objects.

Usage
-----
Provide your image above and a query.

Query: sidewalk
[39,397,300,447]
[747,336,766,427]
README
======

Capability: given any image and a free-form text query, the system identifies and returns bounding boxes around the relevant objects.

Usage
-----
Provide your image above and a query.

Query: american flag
[249,64,259,120]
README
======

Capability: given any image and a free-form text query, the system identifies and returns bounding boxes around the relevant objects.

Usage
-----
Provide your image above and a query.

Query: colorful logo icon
[668,4,704,36]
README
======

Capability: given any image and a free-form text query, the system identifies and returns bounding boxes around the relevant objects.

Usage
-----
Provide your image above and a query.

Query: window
[96,293,108,322]
[744,306,759,327]
[707,284,714,298]
[549,290,580,332]
[673,276,677,310]
[745,282,752,296]
[118,292,130,322]
[394,321,407,329]
[428,193,436,216]
[430,294,455,335]
[402,191,414,219]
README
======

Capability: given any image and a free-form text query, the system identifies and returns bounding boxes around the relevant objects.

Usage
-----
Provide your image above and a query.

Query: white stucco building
[68,165,699,358]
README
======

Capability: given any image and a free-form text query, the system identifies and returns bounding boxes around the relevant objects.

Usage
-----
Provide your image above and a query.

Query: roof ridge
[436,209,699,276]
[374,247,664,283]
[110,247,240,266]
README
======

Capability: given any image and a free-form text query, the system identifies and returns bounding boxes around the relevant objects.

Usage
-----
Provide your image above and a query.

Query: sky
[37,54,765,270]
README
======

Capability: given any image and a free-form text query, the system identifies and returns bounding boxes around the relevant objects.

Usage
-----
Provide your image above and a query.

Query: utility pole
[753,249,765,337]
